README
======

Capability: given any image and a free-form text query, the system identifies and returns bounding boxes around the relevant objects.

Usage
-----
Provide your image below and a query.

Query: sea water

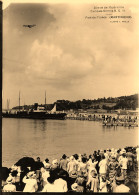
[2,118,138,168]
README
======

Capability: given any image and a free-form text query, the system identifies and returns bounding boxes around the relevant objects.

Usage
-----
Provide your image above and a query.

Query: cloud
[3,3,139,107]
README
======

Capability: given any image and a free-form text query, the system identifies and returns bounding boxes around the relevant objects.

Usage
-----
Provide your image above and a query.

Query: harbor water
[2,118,138,168]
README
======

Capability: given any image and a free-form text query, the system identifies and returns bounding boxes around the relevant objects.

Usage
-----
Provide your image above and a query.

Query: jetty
[66,112,138,127]
[102,121,138,127]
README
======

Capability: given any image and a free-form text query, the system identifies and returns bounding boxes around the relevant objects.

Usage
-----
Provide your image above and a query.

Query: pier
[66,113,138,127]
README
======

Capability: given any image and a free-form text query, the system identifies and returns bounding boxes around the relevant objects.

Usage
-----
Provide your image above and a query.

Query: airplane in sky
[23,24,36,28]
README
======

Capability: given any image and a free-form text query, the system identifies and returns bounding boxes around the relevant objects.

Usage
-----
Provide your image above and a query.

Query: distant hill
[55,94,138,111]
[12,94,138,111]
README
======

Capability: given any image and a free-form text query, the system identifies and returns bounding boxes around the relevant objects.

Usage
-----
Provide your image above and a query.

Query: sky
[2,1,139,108]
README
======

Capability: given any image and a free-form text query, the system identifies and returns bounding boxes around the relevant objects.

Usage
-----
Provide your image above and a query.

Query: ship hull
[2,112,67,120]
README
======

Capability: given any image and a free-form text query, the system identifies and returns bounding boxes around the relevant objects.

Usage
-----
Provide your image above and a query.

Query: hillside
[55,94,138,111]
[12,94,138,111]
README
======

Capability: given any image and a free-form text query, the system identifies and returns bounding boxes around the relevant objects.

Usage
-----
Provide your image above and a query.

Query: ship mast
[45,91,46,110]
[19,91,20,112]
[7,99,10,111]
[7,99,9,111]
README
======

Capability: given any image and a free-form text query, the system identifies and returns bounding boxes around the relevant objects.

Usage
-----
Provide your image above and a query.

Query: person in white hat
[99,155,107,177]
[87,158,98,181]
[3,177,16,192]
[71,183,79,191]
[67,156,77,174]
[99,176,109,192]
[40,167,50,189]
[59,154,68,171]
[52,159,58,165]
[43,158,51,169]
[86,170,99,192]
[113,175,130,192]
[119,153,128,178]
[23,171,38,192]
[54,175,68,192]
[51,159,59,170]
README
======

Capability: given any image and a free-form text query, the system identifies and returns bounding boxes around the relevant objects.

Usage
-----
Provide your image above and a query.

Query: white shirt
[99,181,107,192]
[88,161,98,180]
[136,148,139,161]
[115,184,130,192]
[78,162,86,171]
[67,160,77,173]
[3,183,16,192]
[99,159,107,174]
[120,157,128,169]
[42,183,57,192]
[41,170,50,182]
[23,177,38,192]
[54,178,68,192]
[118,155,123,163]
[104,153,108,160]
[43,161,51,169]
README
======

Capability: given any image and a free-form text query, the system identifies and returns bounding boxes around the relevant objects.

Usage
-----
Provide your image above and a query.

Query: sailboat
[2,92,67,120]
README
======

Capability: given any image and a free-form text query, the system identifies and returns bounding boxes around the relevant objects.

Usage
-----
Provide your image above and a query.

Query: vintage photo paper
[1,0,139,193]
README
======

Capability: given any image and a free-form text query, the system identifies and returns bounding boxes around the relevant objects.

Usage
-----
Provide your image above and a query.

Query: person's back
[115,184,130,192]
[41,167,50,188]
[88,160,98,180]
[3,183,16,192]
[23,172,38,192]
[100,150,104,159]
[121,156,128,169]
[113,175,130,193]
[42,182,57,192]
[104,152,108,161]
[108,159,118,171]
[54,178,68,192]
[126,151,134,160]
[99,157,107,174]
[78,161,86,172]
[67,157,77,173]
[23,178,38,192]
[60,159,68,171]
[99,181,107,192]
[90,176,99,192]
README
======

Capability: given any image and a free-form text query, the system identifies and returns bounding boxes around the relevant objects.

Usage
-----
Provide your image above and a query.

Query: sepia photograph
[1,0,139,193]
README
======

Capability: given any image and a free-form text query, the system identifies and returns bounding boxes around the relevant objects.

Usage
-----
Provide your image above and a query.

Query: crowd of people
[2,146,139,192]
[101,115,138,124]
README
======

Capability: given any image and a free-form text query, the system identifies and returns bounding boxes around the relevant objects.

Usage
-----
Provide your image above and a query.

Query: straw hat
[11,165,18,171]
[52,159,58,165]
[91,171,97,178]
[71,183,78,191]
[116,175,125,182]
[6,175,14,184]
[111,156,116,161]
[27,171,36,178]
[69,170,77,178]
[7,177,13,184]
[45,163,51,170]
[121,148,126,153]
[70,156,74,161]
